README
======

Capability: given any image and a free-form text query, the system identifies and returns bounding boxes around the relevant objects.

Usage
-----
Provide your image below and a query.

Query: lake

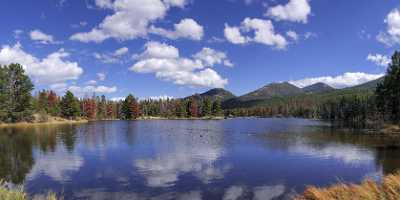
[1,118,400,200]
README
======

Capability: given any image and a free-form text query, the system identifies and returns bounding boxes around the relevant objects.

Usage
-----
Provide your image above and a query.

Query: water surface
[1,118,400,200]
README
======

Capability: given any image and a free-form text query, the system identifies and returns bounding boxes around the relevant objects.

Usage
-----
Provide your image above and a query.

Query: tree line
[0,63,223,123]
[226,52,400,127]
[2,50,400,127]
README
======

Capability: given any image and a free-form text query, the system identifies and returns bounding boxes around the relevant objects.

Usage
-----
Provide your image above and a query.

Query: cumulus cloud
[289,72,384,88]
[377,9,400,46]
[224,18,287,49]
[94,47,129,63]
[193,47,233,67]
[265,0,311,24]
[70,0,189,43]
[367,54,390,67]
[224,24,248,44]
[150,18,204,40]
[130,41,231,88]
[0,43,83,84]
[29,29,58,44]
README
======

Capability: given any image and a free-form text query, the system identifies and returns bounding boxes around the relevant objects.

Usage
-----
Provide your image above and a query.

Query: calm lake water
[1,118,400,200]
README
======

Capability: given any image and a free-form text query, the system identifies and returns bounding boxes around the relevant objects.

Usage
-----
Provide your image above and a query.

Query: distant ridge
[222,82,303,109]
[186,88,236,102]
[221,77,384,109]
[302,82,335,93]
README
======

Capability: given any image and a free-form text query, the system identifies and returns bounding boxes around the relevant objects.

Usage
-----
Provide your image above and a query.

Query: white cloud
[70,0,189,43]
[265,0,311,24]
[114,47,129,56]
[150,18,204,40]
[136,41,180,60]
[193,47,233,67]
[141,95,174,100]
[377,9,400,46]
[286,30,299,41]
[224,24,248,44]
[97,73,106,81]
[68,85,117,96]
[130,41,230,88]
[289,72,384,88]
[94,47,129,63]
[224,18,287,49]
[0,43,83,84]
[367,54,390,67]
[30,29,59,44]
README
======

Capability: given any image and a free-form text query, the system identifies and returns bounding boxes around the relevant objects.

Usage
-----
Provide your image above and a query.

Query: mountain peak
[302,82,335,93]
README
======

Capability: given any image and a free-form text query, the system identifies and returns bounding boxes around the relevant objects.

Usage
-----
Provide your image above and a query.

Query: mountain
[302,82,335,93]
[238,82,303,101]
[347,77,384,90]
[223,82,303,109]
[186,88,236,102]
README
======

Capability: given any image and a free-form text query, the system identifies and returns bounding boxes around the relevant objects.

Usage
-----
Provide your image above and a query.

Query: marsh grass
[295,172,400,200]
[0,181,59,200]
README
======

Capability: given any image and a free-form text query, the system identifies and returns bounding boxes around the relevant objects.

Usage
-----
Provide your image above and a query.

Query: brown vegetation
[295,172,400,200]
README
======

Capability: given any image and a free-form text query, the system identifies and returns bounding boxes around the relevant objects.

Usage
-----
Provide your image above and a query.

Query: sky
[0,0,399,99]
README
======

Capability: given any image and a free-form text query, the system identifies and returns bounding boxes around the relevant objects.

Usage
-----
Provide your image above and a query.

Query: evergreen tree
[0,64,34,122]
[376,51,400,123]
[121,94,136,120]
[202,98,212,116]
[60,91,80,119]
[212,100,222,116]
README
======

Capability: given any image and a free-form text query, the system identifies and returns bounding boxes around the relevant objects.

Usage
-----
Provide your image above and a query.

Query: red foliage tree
[189,98,198,118]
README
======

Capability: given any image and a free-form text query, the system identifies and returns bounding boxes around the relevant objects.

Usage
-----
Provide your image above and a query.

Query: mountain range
[186,77,383,109]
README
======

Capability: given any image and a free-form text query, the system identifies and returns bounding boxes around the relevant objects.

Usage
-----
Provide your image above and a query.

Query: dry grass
[295,172,400,200]
[0,181,60,200]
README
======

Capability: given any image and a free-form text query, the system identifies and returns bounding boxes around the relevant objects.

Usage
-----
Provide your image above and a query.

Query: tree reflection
[0,129,34,184]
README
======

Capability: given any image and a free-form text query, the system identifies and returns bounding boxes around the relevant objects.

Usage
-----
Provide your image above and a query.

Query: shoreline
[0,119,89,128]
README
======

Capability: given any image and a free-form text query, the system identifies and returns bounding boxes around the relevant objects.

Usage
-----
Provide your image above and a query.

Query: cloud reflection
[134,123,227,187]
[27,147,83,182]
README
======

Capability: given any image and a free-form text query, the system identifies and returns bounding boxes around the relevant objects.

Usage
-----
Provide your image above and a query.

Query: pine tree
[202,98,212,116]
[0,64,34,122]
[212,100,222,116]
[121,94,136,120]
[61,91,81,119]
[376,51,400,123]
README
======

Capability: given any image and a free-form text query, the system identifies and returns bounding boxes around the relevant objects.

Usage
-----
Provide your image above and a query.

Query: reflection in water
[288,142,375,165]
[27,146,83,182]
[0,119,400,199]
[134,121,227,187]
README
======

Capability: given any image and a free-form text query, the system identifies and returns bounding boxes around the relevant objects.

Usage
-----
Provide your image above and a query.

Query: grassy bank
[0,181,58,200]
[295,172,400,200]
[0,115,88,128]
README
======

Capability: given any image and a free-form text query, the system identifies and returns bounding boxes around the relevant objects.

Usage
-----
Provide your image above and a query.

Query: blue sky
[0,0,399,99]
